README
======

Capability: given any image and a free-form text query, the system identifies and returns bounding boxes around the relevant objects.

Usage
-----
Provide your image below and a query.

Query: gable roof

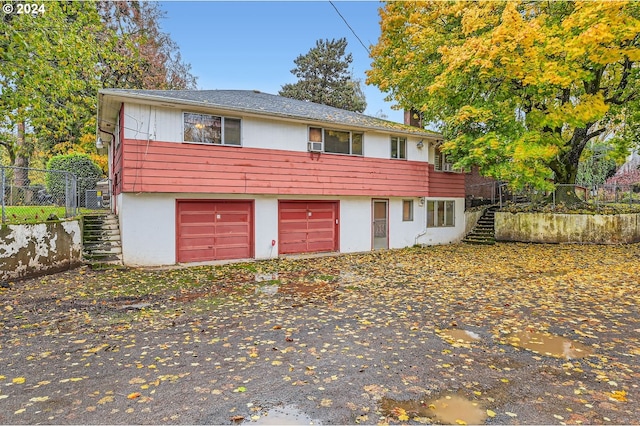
[98,89,441,139]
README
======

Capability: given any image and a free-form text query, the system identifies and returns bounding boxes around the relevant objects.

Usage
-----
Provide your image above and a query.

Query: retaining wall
[0,220,82,282]
[495,212,640,244]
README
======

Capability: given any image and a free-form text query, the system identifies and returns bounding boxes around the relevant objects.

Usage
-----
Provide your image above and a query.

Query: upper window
[391,137,407,159]
[434,145,456,172]
[308,127,363,156]
[183,112,241,145]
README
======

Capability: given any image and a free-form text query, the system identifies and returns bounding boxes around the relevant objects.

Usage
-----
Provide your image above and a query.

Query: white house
[97,89,466,266]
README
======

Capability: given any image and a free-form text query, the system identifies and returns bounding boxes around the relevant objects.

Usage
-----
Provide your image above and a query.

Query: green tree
[576,141,617,188]
[367,1,640,201]
[0,1,103,186]
[46,153,103,206]
[0,0,197,185]
[280,38,367,113]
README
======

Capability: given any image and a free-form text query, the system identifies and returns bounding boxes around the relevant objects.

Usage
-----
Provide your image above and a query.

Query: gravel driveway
[1,243,638,425]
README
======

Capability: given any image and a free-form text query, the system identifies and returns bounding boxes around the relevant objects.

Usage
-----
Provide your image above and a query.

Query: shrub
[46,153,103,206]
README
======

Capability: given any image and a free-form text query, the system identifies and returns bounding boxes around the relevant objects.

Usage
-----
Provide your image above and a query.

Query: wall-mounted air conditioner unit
[308,142,323,152]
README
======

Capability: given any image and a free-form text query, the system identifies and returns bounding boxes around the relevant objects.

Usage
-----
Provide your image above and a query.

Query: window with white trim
[391,136,406,159]
[308,126,363,155]
[427,200,455,227]
[183,112,241,145]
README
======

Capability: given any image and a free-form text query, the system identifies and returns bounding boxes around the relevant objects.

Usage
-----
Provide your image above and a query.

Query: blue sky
[158,1,405,123]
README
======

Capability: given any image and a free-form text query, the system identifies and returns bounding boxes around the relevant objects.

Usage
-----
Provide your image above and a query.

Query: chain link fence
[1,165,111,224]
[466,182,640,211]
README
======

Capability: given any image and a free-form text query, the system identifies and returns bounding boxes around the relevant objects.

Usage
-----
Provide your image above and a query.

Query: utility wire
[329,1,371,55]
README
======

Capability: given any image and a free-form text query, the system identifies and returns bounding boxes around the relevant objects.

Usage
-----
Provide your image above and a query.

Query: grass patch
[227,262,259,273]
[308,274,337,282]
[2,205,106,224]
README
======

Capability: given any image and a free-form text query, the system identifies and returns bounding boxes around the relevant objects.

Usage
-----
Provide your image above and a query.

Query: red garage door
[177,200,253,263]
[278,201,339,255]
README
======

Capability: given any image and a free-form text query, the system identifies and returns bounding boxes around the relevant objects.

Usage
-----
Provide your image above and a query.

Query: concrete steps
[463,205,498,245]
[82,214,124,269]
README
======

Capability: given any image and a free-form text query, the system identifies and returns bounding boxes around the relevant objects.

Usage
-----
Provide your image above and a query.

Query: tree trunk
[12,122,32,204]
[548,126,597,206]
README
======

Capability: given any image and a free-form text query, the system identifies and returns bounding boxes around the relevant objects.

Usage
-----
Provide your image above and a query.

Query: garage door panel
[280,211,308,221]
[180,225,216,236]
[215,223,250,233]
[307,221,334,231]
[180,203,215,213]
[217,213,249,223]
[181,236,215,246]
[309,230,335,239]
[177,200,253,263]
[180,248,215,262]
[307,242,334,252]
[278,201,338,255]
[180,212,215,223]
[216,235,250,246]
[309,210,334,219]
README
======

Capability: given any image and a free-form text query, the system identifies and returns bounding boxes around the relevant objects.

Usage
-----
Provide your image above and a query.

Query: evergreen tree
[279,38,367,113]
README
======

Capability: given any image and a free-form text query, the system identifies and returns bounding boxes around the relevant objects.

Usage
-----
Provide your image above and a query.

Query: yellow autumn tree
[367,1,640,198]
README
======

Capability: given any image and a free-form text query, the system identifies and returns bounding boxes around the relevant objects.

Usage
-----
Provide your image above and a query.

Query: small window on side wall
[402,200,413,221]
[391,137,407,159]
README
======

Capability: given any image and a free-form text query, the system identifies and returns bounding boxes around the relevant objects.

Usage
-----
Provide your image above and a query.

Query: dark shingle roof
[99,89,440,138]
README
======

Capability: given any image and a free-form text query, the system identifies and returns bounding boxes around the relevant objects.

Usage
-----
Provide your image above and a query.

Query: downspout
[415,197,428,247]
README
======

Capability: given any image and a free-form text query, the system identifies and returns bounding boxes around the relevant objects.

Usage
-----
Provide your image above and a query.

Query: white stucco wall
[118,193,466,266]
[416,198,467,246]
[119,193,177,266]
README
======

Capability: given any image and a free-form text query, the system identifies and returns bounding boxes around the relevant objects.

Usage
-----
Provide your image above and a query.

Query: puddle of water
[243,405,320,425]
[505,331,593,359]
[255,273,279,282]
[254,280,337,303]
[380,394,486,425]
[441,329,481,343]
[255,285,279,296]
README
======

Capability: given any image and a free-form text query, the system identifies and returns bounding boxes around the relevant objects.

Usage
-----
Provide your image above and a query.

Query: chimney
[404,108,423,128]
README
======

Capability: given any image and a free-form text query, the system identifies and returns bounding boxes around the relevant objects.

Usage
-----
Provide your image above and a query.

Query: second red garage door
[176,200,253,263]
[278,201,339,255]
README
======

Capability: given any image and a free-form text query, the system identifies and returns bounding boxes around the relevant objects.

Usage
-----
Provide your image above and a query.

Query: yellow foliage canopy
[367,0,640,189]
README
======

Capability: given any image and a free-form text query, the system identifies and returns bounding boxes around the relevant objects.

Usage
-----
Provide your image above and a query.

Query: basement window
[427,200,455,227]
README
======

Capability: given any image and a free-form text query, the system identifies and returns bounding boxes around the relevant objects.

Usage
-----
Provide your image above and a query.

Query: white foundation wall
[119,193,177,266]
[416,198,467,246]
[117,193,466,266]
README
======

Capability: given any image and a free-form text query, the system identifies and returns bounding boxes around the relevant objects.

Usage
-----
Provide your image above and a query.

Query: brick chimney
[404,109,423,128]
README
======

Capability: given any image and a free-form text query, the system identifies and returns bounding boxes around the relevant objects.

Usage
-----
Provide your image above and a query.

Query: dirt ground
[0,242,638,425]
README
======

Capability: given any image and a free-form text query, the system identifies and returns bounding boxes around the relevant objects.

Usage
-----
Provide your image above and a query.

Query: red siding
[279,201,339,254]
[112,106,125,197]
[119,139,465,198]
[121,139,429,197]
[427,164,466,198]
